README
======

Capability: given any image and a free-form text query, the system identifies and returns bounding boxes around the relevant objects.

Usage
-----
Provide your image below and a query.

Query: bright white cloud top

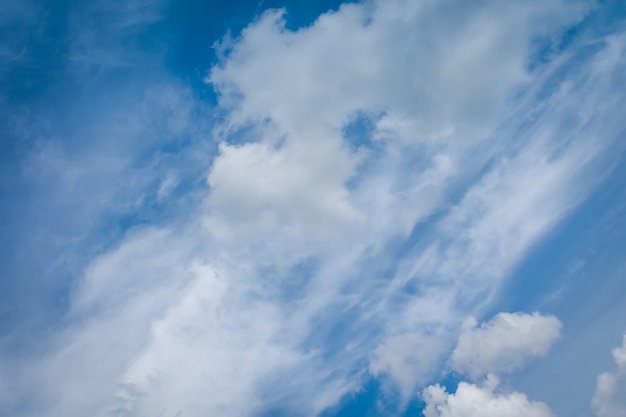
[451,312,562,379]
[593,335,626,417]
[423,375,556,417]
[1,0,625,416]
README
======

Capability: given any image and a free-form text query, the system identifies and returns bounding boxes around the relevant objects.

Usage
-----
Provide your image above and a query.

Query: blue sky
[1,0,626,416]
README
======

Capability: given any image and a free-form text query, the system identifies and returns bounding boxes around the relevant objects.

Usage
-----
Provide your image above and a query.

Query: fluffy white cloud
[210,0,584,138]
[206,0,586,244]
[450,312,562,379]
[592,334,626,417]
[205,138,361,241]
[422,375,555,417]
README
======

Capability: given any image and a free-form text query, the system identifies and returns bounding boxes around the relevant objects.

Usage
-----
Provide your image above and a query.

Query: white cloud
[206,0,587,245]
[592,334,626,417]
[17,228,200,417]
[108,262,308,417]
[209,0,584,140]
[422,375,556,417]
[205,138,362,241]
[12,226,361,417]
[370,332,445,398]
[450,312,562,379]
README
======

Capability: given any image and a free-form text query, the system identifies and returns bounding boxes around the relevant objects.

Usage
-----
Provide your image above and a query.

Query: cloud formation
[592,334,626,417]
[423,375,555,417]
[451,312,562,379]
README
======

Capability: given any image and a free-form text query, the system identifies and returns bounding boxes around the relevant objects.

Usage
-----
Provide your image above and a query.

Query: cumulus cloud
[422,313,564,417]
[205,138,361,241]
[592,334,626,417]
[206,0,587,244]
[450,312,562,379]
[422,375,556,417]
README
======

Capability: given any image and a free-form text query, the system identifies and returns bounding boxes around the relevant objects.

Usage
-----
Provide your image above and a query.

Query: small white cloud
[592,334,626,417]
[422,375,556,417]
[451,312,562,379]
